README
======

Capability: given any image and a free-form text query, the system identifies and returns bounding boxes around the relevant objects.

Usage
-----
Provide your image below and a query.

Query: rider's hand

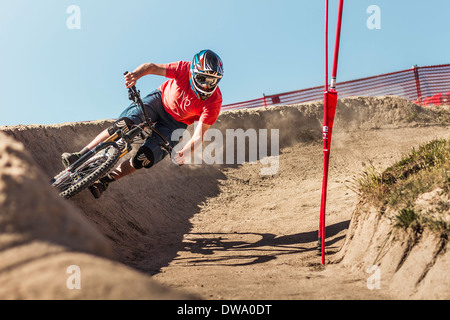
[124,72,137,88]
[172,151,185,166]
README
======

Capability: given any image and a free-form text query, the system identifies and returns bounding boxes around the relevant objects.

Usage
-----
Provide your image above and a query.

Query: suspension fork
[101,129,130,158]
[69,141,118,172]
[67,128,133,175]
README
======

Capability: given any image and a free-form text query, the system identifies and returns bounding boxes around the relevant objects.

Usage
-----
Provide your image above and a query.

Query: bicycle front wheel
[57,143,121,199]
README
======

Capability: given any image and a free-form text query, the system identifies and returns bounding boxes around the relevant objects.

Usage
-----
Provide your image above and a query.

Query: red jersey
[158,61,222,126]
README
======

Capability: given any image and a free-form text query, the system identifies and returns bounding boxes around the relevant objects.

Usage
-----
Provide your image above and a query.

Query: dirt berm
[0,96,448,299]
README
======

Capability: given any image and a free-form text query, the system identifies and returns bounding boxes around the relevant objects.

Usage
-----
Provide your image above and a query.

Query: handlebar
[124,71,140,103]
[123,71,173,154]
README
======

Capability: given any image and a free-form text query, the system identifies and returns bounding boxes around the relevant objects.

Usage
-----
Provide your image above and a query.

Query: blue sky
[1,0,449,125]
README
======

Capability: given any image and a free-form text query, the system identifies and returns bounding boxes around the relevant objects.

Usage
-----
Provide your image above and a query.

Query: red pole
[319,0,329,264]
[263,93,268,108]
[319,0,344,265]
[325,0,329,89]
[413,65,423,105]
[331,0,344,89]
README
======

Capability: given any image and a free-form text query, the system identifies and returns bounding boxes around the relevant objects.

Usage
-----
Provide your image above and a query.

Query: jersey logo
[180,91,192,109]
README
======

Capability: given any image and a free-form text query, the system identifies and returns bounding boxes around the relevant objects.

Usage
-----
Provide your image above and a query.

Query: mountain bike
[51,72,173,199]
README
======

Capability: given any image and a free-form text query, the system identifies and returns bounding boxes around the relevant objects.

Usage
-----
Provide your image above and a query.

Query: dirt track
[0,96,448,299]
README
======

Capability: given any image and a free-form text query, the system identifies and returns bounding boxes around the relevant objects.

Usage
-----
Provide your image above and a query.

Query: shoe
[88,174,114,199]
[62,152,81,168]
[89,180,109,199]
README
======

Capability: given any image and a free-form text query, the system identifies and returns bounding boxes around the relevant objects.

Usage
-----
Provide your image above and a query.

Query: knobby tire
[57,144,121,199]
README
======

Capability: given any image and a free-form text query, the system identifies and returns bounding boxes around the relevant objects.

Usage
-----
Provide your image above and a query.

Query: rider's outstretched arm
[125,63,167,88]
[173,122,210,166]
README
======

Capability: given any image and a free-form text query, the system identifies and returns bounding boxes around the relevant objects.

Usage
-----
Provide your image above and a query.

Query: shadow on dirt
[175,220,350,268]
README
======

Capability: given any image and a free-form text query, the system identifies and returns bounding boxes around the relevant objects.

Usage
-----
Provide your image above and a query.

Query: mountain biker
[61,49,224,199]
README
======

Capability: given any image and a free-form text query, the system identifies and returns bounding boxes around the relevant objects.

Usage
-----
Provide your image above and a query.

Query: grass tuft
[356,138,449,236]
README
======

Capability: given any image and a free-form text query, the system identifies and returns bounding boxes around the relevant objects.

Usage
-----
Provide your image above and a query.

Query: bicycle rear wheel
[53,143,121,199]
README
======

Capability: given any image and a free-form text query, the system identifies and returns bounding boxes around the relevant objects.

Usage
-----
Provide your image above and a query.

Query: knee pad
[132,146,155,169]
[108,117,135,136]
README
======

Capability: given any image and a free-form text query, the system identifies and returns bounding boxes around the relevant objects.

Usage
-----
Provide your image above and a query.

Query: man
[62,49,224,198]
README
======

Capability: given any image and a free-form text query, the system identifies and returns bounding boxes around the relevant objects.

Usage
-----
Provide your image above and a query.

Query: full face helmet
[189,50,224,100]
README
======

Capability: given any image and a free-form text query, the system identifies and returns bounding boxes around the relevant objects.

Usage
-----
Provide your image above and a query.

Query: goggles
[194,73,221,93]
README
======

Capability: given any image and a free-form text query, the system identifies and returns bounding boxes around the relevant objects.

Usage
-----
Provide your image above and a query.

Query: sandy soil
[153,126,449,299]
[0,96,448,300]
